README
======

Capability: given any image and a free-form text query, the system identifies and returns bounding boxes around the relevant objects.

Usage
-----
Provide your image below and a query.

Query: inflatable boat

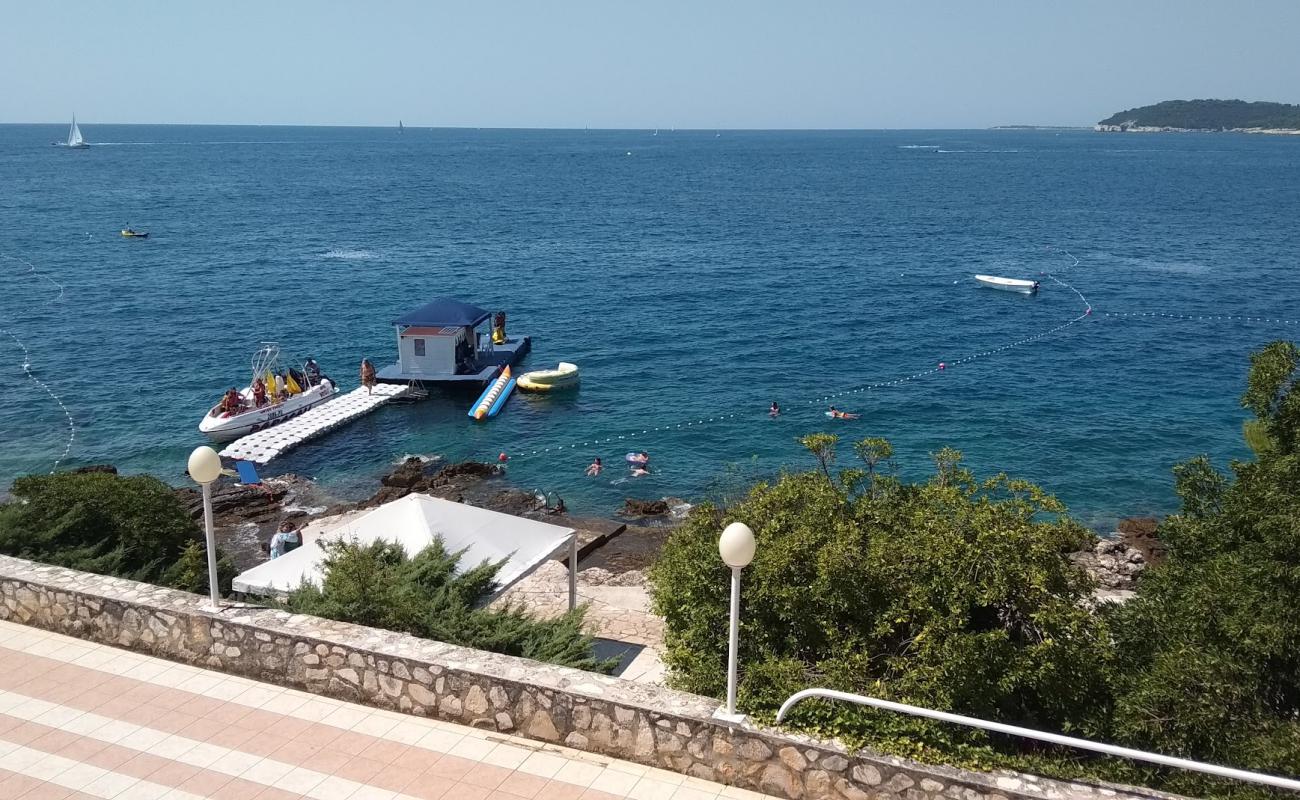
[517,362,579,392]
[469,366,516,420]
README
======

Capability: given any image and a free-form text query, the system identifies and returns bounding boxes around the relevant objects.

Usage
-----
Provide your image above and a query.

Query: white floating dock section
[219,384,411,464]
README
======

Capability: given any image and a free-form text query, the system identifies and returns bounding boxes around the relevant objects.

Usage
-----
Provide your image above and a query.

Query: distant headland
[1095,99,1300,134]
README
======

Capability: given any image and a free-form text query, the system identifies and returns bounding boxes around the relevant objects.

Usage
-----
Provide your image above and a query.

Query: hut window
[413,338,426,357]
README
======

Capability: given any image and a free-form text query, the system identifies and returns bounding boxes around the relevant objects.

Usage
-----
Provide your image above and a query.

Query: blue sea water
[2,124,1298,528]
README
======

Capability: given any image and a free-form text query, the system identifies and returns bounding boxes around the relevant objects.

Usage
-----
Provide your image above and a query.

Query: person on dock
[360,359,377,395]
[828,405,860,420]
[769,401,780,417]
[585,457,603,476]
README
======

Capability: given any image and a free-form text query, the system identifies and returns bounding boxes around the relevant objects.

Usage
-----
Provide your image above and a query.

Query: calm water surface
[2,125,1298,527]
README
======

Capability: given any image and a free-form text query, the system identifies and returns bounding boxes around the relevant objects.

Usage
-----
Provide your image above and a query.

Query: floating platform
[376,335,531,387]
[219,384,410,464]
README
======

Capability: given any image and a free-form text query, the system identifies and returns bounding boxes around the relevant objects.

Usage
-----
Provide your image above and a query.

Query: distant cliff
[1095,99,1300,134]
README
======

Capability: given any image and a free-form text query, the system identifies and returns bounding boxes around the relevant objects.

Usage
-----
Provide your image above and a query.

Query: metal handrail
[775,688,1300,792]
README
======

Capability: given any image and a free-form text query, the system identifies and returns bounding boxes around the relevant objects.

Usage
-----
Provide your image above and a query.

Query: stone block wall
[0,555,1174,800]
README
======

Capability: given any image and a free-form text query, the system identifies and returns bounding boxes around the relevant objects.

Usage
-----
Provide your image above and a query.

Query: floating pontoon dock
[219,384,410,464]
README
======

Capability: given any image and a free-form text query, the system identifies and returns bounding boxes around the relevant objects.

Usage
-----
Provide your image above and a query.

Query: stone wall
[0,555,1173,800]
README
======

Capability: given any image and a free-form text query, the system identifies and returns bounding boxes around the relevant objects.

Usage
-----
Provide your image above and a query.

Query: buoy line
[507,247,1094,461]
[2,254,64,302]
[0,254,76,472]
[1103,310,1300,326]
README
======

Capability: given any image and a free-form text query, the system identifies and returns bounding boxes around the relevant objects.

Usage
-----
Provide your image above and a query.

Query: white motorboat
[974,274,1039,294]
[199,344,337,442]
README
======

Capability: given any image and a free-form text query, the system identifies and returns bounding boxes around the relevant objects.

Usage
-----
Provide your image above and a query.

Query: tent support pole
[568,534,578,611]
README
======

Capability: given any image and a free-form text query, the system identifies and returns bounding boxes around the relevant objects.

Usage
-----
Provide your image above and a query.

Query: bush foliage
[284,537,616,673]
[0,471,233,594]
[1105,341,1300,796]
[650,341,1300,797]
[650,438,1110,763]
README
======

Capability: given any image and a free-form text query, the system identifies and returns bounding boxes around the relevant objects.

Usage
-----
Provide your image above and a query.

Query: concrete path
[0,620,761,800]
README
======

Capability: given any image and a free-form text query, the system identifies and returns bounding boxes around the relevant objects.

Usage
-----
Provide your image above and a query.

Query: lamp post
[187,446,224,610]
[716,521,755,723]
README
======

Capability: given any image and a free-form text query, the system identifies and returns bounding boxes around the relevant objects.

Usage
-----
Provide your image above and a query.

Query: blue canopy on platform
[392,298,491,328]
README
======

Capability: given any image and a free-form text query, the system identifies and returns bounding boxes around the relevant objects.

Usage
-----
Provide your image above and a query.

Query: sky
[3,1,1298,129]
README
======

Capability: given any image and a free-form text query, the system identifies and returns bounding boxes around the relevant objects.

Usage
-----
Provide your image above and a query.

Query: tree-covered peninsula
[1096,99,1300,133]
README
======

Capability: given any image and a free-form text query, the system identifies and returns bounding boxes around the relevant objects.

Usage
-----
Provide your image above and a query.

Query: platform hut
[376,298,531,388]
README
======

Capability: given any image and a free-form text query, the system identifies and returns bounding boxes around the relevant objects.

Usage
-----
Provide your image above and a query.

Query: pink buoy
[498,452,509,462]
[938,362,946,370]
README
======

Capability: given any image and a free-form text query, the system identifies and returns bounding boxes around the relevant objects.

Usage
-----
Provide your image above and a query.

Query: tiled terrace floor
[0,620,762,800]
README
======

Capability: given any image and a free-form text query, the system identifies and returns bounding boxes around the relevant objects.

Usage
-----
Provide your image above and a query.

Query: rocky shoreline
[174,457,688,574]
[1069,517,1162,605]
[172,457,1165,607]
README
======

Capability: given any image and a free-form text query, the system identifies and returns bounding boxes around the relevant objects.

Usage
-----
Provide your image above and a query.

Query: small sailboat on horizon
[398,120,404,134]
[57,115,89,149]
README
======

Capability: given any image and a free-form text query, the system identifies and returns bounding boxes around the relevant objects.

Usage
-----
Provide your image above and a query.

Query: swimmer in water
[828,405,860,420]
[769,401,780,417]
[585,457,603,477]
[631,464,650,477]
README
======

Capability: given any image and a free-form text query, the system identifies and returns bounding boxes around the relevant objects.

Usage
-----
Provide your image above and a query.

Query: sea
[2,124,1298,529]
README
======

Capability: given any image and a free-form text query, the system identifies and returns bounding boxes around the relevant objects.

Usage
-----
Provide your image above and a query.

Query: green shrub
[0,471,236,597]
[650,342,1300,799]
[161,540,238,597]
[649,441,1111,754]
[284,538,616,673]
[1105,341,1300,797]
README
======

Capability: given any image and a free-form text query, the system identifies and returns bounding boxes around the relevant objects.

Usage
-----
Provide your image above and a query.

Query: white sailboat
[398,120,404,134]
[62,115,88,149]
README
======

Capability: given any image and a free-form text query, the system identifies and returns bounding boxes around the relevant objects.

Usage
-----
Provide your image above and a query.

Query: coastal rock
[71,464,118,475]
[380,457,427,488]
[623,498,670,517]
[1117,517,1166,567]
[175,481,288,521]
[438,461,498,480]
[359,459,504,510]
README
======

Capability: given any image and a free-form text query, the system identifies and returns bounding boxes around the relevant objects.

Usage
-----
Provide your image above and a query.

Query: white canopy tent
[232,493,578,608]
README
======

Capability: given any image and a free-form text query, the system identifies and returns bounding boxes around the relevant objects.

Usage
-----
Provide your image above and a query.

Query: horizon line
[1,121,1097,132]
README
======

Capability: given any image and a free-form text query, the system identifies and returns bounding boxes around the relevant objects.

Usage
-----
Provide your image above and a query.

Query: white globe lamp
[718,522,756,569]
[188,446,225,609]
[188,446,222,484]
[716,521,757,722]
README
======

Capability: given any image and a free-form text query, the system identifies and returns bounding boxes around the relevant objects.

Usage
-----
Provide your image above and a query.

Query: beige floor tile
[552,759,605,788]
[517,751,569,779]
[589,768,641,796]
[447,735,495,762]
[413,727,464,754]
[627,778,679,800]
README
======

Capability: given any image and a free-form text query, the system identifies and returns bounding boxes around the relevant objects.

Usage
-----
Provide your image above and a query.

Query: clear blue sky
[4,1,1297,128]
